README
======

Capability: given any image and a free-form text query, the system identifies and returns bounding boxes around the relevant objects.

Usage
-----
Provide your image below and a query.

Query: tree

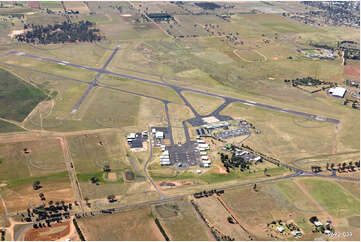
[326,163,329,170]
[253,184,257,192]
[107,194,116,203]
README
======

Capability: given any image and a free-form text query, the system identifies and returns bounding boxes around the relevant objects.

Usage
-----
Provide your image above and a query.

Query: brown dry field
[1,179,75,213]
[193,196,250,240]
[78,206,164,241]
[154,198,214,241]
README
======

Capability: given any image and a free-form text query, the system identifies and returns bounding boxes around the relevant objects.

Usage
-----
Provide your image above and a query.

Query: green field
[0,119,24,133]
[301,179,360,217]
[155,198,212,241]
[0,68,47,122]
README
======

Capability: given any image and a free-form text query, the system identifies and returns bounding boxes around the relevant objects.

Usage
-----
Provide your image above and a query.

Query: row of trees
[326,161,360,172]
[16,21,103,44]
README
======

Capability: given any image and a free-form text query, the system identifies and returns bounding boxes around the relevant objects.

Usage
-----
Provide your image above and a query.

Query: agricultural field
[0,137,75,212]
[154,198,213,241]
[78,206,164,241]
[0,67,47,122]
[0,1,358,241]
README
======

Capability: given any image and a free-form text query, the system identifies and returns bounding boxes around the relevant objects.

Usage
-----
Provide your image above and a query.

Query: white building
[328,87,346,98]
[197,139,205,144]
[127,133,136,139]
[277,226,285,233]
[200,151,207,156]
[155,131,164,139]
[314,221,323,227]
[201,156,209,160]
[198,144,210,149]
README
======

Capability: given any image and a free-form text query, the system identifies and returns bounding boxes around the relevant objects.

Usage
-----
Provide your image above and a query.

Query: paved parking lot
[216,127,250,139]
[167,142,201,169]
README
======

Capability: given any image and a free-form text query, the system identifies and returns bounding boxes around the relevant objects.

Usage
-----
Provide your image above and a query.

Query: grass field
[167,103,194,144]
[300,179,360,218]
[78,206,164,240]
[0,68,47,122]
[0,138,66,181]
[0,119,24,133]
[0,136,75,211]
[155,198,212,241]
[182,91,225,116]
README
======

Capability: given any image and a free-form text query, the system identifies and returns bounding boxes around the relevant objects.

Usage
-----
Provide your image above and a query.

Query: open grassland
[0,68,47,122]
[0,138,66,181]
[220,102,359,166]
[66,131,128,175]
[12,42,119,69]
[73,88,140,129]
[0,119,24,133]
[0,171,74,212]
[24,12,67,25]
[40,1,63,10]
[63,1,89,13]
[85,2,165,41]
[155,198,212,241]
[100,74,183,103]
[194,196,250,240]
[182,91,225,116]
[300,179,360,218]
[167,103,194,144]
[0,136,75,212]
[78,206,164,241]
[336,181,360,198]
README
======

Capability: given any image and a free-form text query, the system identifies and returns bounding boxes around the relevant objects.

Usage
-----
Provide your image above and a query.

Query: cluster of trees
[284,76,330,87]
[326,161,360,172]
[107,194,116,203]
[309,216,334,234]
[344,99,359,110]
[15,21,103,44]
[33,181,42,190]
[220,152,252,172]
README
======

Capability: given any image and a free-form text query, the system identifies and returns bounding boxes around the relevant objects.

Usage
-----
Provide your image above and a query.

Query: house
[201,156,209,160]
[277,226,285,233]
[252,156,262,162]
[328,87,346,98]
[291,231,302,237]
[155,131,164,139]
[198,144,210,149]
[200,151,207,156]
[197,139,205,144]
[314,221,323,227]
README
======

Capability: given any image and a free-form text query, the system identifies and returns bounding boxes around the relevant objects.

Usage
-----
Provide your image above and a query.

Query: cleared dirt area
[23,220,74,241]
[78,206,164,240]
